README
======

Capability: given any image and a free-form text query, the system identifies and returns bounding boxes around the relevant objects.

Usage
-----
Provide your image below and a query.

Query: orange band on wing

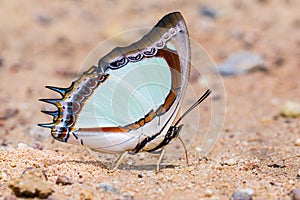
[124,110,156,130]
[79,127,129,133]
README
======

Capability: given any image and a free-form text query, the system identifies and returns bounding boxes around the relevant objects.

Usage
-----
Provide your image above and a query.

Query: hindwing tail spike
[39,98,61,105]
[46,85,70,96]
[41,110,60,118]
[38,123,54,129]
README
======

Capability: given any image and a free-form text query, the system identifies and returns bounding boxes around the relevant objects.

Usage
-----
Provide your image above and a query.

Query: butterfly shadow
[115,163,179,171]
[43,158,178,171]
[43,159,108,169]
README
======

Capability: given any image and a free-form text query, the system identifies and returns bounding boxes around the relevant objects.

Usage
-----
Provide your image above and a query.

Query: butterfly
[39,12,211,171]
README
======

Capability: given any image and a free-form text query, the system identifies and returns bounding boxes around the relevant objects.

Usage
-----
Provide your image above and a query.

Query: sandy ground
[0,0,300,199]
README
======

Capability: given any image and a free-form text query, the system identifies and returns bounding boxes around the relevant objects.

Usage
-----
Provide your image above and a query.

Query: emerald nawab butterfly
[39,12,211,171]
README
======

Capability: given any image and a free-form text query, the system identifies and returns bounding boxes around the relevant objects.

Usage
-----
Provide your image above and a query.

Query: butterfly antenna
[174,89,212,127]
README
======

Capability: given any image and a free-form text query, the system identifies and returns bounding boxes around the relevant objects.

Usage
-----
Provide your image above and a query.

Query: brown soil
[0,0,299,199]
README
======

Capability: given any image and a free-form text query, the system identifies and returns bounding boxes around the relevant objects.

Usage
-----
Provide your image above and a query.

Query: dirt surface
[0,0,300,199]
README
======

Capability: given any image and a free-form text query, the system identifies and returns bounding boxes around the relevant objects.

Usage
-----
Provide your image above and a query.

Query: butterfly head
[169,124,184,138]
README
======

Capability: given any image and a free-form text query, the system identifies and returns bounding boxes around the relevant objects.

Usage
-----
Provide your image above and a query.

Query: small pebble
[204,188,214,197]
[223,158,237,166]
[217,51,265,76]
[10,162,16,168]
[200,6,220,19]
[0,171,8,181]
[267,163,286,168]
[17,143,30,149]
[195,146,202,152]
[295,139,300,146]
[97,183,119,195]
[291,189,300,200]
[137,174,143,178]
[270,181,281,186]
[289,180,295,184]
[146,171,153,176]
[281,101,300,118]
[230,188,254,200]
[9,168,53,198]
[56,175,73,186]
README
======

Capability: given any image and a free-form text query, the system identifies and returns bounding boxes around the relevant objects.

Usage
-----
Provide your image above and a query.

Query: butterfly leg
[112,151,128,171]
[178,136,189,165]
[156,148,166,172]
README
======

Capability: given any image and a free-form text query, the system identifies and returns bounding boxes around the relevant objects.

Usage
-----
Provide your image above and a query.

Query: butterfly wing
[39,12,190,153]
